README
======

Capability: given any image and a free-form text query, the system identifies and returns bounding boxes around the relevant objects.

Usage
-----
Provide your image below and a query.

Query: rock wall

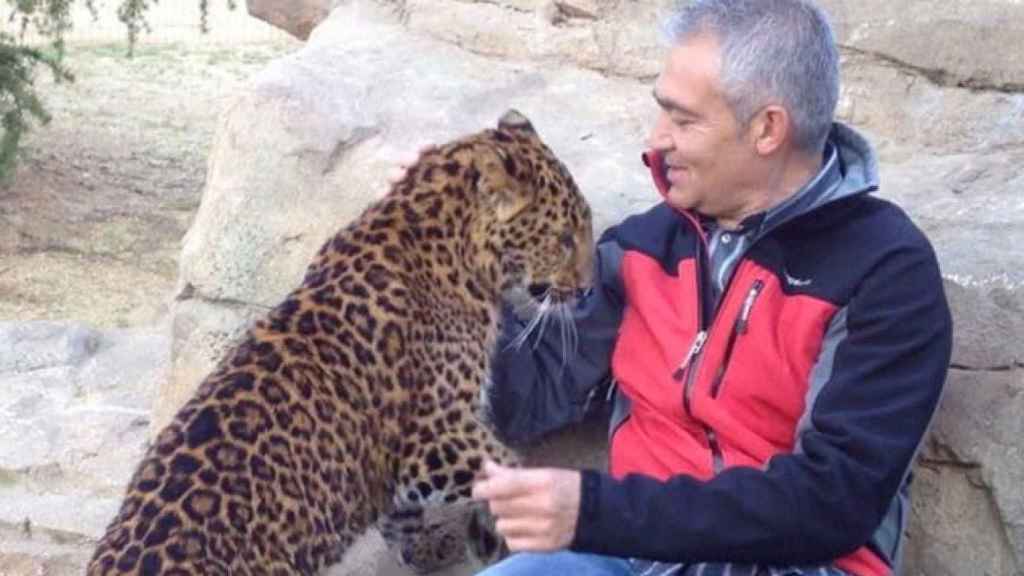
[0,322,168,573]
[162,1,1024,574]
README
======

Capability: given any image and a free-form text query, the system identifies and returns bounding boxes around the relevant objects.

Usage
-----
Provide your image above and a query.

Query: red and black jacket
[490,124,952,575]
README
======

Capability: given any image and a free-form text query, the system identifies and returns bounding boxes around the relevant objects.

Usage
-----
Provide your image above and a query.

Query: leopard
[85,109,594,576]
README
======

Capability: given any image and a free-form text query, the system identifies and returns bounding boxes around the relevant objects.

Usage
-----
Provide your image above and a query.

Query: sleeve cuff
[570,469,603,549]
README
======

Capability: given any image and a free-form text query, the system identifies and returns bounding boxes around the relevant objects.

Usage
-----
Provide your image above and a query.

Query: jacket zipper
[705,279,764,473]
[671,234,763,474]
[710,279,765,398]
[671,330,722,473]
[674,330,707,415]
[670,215,724,473]
[672,209,710,414]
[706,428,724,473]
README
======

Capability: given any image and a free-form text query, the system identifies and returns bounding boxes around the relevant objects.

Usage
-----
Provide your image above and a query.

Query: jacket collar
[642,122,879,239]
[760,122,879,234]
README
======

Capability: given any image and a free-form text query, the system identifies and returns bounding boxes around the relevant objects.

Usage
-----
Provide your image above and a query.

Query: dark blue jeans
[476,551,851,576]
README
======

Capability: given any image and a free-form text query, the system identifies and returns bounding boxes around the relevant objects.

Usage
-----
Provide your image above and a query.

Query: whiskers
[504,287,579,372]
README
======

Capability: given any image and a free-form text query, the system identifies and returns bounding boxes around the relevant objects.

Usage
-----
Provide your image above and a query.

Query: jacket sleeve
[488,236,626,446]
[570,233,953,565]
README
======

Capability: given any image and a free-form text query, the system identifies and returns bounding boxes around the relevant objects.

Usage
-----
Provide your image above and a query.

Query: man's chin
[665,189,696,211]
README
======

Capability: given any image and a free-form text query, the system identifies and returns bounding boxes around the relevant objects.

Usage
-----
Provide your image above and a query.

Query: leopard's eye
[559,231,575,251]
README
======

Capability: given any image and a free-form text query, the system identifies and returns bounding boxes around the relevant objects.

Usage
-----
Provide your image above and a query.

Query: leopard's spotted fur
[86,109,593,575]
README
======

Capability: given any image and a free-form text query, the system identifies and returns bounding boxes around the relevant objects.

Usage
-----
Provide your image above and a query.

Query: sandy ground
[1,30,301,327]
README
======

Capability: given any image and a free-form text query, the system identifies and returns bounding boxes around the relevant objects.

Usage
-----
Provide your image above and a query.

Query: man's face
[647,33,759,223]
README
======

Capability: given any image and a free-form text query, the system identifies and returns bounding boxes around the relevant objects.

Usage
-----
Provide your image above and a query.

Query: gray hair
[662,0,839,152]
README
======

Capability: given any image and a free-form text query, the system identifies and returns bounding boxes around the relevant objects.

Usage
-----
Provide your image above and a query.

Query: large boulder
[157,0,1023,574]
[246,0,334,40]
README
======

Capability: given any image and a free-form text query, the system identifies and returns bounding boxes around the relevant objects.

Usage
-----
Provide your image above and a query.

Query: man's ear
[748,104,790,156]
[478,145,532,222]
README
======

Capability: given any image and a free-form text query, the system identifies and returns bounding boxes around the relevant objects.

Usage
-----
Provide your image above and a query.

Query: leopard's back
[86,109,594,575]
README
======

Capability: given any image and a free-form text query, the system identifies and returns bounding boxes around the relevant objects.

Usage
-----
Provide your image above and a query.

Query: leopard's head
[470,109,594,309]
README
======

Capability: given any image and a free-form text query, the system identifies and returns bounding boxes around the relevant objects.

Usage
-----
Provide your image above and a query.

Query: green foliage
[0,0,214,179]
[0,33,73,177]
[1,0,69,177]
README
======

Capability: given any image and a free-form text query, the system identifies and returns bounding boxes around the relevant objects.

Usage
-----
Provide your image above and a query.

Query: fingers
[472,461,550,502]
[488,495,553,523]
[495,517,542,539]
[481,459,504,478]
[385,155,417,185]
[495,519,564,552]
[492,502,577,552]
[471,460,509,500]
[471,462,582,552]
[385,143,439,185]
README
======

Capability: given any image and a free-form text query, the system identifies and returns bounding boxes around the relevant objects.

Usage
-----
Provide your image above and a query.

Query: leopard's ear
[477,144,532,223]
[497,109,536,135]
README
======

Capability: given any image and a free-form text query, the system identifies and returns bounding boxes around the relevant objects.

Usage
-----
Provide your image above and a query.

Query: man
[472,1,953,575]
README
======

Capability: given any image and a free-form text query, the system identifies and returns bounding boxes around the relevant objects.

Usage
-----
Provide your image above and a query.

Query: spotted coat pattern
[85,109,594,576]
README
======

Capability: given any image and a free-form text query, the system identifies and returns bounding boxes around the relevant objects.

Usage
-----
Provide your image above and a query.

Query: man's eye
[672,116,692,127]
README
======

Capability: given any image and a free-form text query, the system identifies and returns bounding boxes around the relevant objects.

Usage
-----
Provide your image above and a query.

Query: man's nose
[646,112,672,151]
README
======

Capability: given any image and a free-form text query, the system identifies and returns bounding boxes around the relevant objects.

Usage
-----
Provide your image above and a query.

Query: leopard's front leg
[386,415,519,572]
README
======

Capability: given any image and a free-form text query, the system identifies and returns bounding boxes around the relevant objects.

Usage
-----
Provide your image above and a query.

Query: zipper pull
[736,280,765,334]
[604,378,618,403]
[672,330,708,380]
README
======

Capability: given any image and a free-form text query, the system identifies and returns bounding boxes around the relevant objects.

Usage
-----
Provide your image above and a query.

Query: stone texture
[246,0,333,40]
[0,322,168,572]
[906,368,1024,576]
[837,60,1024,155]
[401,0,671,79]
[0,322,101,374]
[153,295,270,430]
[876,146,1024,373]
[942,279,1024,370]
[820,0,1024,91]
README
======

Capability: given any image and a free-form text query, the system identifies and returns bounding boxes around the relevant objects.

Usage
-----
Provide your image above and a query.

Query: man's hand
[471,461,582,552]
[386,144,437,185]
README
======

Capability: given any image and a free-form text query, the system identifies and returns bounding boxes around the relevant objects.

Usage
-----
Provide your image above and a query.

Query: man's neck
[716,149,824,230]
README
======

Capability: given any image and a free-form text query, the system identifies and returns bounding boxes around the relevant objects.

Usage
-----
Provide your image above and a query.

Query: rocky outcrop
[0,322,167,574]
[246,0,333,40]
[909,368,1023,576]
